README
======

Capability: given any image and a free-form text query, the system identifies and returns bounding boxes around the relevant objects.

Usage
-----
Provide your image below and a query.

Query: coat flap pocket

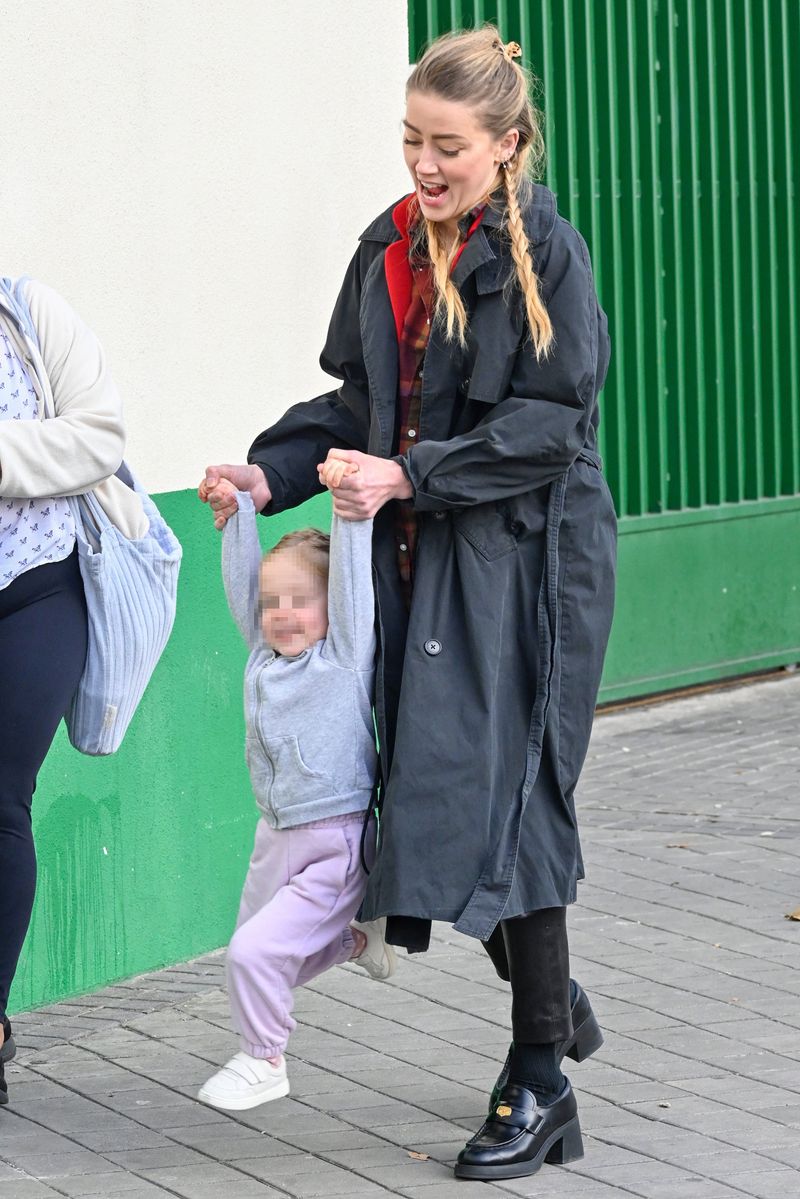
[466,348,516,404]
[454,503,518,562]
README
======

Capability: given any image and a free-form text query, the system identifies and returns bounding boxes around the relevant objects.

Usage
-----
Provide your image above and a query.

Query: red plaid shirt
[394,207,486,602]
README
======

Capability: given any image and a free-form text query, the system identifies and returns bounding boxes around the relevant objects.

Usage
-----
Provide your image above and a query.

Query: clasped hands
[198,449,412,529]
[315,450,412,519]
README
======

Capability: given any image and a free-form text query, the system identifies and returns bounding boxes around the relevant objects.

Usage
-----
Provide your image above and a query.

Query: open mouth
[419,182,449,203]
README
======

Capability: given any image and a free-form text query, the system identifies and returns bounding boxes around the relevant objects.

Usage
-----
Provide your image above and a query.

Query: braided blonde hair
[407,26,554,360]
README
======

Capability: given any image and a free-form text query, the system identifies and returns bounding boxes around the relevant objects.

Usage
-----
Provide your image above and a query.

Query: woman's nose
[416,149,438,176]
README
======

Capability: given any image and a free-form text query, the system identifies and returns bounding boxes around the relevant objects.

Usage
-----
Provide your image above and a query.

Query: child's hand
[318,458,360,490]
[198,471,239,530]
[198,464,271,529]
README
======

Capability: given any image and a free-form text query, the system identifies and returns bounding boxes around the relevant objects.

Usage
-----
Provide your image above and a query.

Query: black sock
[508,1041,565,1106]
[570,978,577,1005]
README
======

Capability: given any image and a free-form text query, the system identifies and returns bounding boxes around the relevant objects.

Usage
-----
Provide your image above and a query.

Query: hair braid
[503,161,553,360]
[425,220,468,346]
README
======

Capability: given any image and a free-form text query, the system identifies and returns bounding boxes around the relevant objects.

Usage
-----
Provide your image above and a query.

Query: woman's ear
[497,128,520,164]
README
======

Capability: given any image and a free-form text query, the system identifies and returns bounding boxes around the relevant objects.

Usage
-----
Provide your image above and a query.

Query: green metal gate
[409,0,800,701]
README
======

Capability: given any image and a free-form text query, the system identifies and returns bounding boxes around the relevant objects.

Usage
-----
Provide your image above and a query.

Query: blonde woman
[203,26,616,1181]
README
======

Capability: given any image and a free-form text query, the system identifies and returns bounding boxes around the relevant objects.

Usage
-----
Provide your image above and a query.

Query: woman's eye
[441,148,460,157]
[403,138,422,146]
[263,597,280,609]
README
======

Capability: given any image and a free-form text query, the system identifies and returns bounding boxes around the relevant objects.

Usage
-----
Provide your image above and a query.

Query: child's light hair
[266,528,330,582]
[407,24,554,361]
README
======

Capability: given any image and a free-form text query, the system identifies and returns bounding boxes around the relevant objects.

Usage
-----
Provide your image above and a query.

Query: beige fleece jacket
[0,280,148,538]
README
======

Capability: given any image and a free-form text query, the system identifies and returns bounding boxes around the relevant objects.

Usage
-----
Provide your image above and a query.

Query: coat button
[424,639,442,656]
[433,511,446,521]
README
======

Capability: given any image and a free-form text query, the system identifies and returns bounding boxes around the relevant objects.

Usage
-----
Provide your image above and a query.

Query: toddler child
[196,463,393,1111]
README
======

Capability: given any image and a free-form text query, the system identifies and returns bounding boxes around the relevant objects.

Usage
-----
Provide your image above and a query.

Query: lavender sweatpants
[226,813,370,1059]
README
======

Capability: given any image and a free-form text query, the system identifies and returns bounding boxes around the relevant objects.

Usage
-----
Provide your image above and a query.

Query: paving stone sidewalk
[2,673,799,1199]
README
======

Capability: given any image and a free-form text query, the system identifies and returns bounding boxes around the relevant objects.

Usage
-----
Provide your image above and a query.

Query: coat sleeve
[248,248,372,515]
[323,515,376,672]
[221,491,263,651]
[0,281,125,498]
[399,223,606,510]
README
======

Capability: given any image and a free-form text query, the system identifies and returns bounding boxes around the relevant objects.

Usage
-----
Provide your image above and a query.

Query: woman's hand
[317,449,412,520]
[198,464,271,530]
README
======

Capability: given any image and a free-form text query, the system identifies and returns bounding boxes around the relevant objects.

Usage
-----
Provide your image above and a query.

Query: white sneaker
[350,918,397,981]
[198,1051,289,1111]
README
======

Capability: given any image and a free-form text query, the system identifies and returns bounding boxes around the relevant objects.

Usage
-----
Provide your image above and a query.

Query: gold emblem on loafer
[496,1105,512,1117]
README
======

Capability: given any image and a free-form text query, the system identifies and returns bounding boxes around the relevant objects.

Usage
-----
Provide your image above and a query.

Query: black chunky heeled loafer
[456,1079,583,1181]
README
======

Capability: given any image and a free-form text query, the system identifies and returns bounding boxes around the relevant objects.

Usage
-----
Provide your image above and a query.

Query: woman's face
[403,91,519,239]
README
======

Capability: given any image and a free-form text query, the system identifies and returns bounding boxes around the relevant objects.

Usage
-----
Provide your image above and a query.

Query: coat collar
[360,184,557,318]
[359,183,557,251]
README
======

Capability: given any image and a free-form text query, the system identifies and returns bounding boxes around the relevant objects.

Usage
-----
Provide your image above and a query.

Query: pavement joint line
[580,849,796,905]
[20,1029,419,1198]
[62,1007,683,1199]
[15,1055,397,1199]
[573,887,798,952]
[587,857,778,901]
[575,935,800,1005]
[561,953,800,1040]
[141,991,800,1171]
[4,675,799,1196]
[3,1069,302,1199]
[579,1129,789,1199]
[0,1118,194,1199]
[393,933,800,1024]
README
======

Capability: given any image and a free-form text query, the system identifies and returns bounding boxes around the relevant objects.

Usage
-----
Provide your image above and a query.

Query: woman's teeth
[421,184,448,198]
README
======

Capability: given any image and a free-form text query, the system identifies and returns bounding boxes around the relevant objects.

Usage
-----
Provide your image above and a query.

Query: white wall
[2,0,410,492]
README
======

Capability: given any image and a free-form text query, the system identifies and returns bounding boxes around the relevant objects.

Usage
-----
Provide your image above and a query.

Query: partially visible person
[196,462,393,1112]
[0,279,145,1105]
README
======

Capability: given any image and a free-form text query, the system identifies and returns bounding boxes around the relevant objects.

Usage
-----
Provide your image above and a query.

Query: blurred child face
[259,548,328,656]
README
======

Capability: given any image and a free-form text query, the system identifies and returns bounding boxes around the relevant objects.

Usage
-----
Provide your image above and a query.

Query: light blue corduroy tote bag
[64,466,182,754]
[4,277,182,755]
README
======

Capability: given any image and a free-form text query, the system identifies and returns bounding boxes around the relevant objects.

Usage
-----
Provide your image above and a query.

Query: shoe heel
[545,1116,584,1164]
[565,1010,603,1062]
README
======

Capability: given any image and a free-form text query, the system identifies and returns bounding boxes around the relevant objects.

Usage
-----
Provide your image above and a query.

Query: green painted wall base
[600,498,800,702]
[11,488,800,1011]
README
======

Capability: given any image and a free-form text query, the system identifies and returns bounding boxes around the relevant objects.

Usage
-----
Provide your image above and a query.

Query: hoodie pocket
[263,734,334,812]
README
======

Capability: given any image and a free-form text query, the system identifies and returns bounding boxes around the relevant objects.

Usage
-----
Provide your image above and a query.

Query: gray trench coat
[249,183,617,946]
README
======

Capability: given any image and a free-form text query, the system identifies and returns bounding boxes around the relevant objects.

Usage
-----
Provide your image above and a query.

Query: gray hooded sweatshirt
[223,493,377,828]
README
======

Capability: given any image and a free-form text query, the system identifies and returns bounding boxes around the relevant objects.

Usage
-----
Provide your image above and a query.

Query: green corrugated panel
[408,1,800,518]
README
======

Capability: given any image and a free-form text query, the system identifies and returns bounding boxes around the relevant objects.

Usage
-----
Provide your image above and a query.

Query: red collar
[384,194,486,342]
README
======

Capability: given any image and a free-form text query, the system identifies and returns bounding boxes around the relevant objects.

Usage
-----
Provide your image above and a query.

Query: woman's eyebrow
[403,120,466,141]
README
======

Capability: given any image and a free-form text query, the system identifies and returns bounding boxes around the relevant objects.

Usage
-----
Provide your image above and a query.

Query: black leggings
[482,907,572,1043]
[0,551,87,1019]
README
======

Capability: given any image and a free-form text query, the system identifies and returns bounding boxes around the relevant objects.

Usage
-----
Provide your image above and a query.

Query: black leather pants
[482,906,572,1043]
